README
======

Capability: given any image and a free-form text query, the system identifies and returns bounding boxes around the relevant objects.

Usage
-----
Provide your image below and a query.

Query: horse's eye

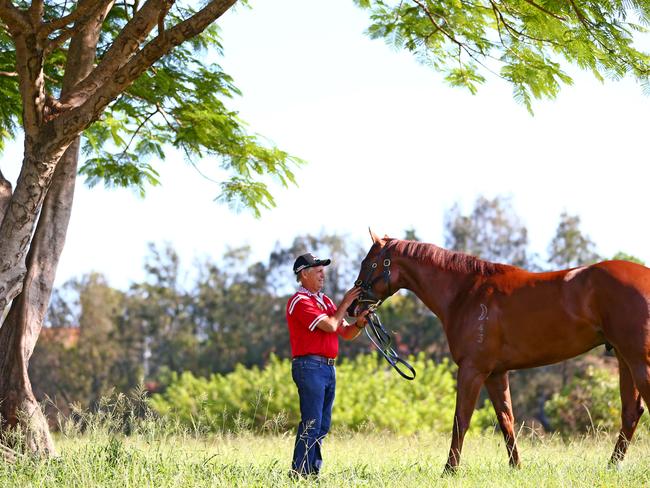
[354,279,362,286]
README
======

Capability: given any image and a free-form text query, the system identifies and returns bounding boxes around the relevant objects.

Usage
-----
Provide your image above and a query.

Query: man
[286,252,368,477]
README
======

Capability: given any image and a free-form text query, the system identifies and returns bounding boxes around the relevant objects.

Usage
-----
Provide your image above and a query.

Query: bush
[544,365,619,434]
[150,353,495,435]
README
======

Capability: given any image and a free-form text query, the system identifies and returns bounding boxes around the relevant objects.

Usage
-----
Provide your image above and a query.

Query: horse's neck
[399,257,472,324]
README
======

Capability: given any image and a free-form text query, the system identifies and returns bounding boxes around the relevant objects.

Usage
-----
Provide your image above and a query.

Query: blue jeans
[291,357,336,475]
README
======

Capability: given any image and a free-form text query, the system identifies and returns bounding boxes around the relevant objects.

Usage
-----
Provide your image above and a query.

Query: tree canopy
[0,1,301,213]
[357,0,650,112]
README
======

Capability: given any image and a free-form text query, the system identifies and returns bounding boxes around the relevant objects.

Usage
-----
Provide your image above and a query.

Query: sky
[3,0,650,290]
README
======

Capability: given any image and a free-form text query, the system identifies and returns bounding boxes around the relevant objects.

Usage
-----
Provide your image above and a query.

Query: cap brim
[294,259,331,274]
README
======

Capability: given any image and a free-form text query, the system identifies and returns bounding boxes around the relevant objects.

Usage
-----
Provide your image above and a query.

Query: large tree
[0,0,649,456]
[0,0,300,456]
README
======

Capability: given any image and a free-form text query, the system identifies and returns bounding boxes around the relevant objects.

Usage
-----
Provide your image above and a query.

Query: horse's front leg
[444,364,487,474]
[485,371,520,467]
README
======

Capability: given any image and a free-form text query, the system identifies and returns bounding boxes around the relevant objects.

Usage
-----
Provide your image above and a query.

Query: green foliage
[31,273,141,416]
[36,215,643,433]
[357,0,650,112]
[1,2,301,214]
[547,211,600,268]
[77,34,303,211]
[544,365,620,434]
[445,65,486,95]
[150,353,495,435]
[0,33,20,154]
[612,251,645,265]
[444,195,532,268]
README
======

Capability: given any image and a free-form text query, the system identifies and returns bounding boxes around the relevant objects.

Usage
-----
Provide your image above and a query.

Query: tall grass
[4,429,650,486]
[2,391,650,487]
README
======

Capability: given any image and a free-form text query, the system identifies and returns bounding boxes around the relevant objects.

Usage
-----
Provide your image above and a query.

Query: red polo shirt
[286,288,348,359]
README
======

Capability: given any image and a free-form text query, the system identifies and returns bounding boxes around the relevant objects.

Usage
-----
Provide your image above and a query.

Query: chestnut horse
[350,231,650,472]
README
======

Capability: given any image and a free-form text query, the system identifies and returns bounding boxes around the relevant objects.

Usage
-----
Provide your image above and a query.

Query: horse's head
[348,229,399,317]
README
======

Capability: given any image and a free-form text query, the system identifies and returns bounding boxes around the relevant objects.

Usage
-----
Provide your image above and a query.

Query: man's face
[301,266,325,292]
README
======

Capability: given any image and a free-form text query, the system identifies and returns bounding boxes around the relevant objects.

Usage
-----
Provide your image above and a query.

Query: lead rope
[364,310,416,380]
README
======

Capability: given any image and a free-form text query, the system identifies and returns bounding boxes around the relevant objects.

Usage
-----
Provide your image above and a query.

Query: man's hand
[354,309,370,329]
[339,286,362,311]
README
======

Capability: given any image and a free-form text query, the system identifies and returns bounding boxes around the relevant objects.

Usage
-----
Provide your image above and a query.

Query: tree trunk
[0,0,237,456]
[0,139,80,456]
[0,170,11,222]
[0,1,112,455]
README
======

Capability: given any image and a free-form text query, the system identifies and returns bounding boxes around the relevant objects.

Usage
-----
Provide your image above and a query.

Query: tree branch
[567,0,633,72]
[411,0,462,48]
[0,0,30,35]
[43,26,77,56]
[28,0,44,26]
[61,0,175,106]
[567,0,594,30]
[41,1,105,35]
[115,107,159,162]
[54,0,237,139]
[0,71,18,77]
[0,169,12,228]
[43,0,115,56]
[489,0,561,47]
[412,0,491,59]
[13,35,47,135]
[521,0,567,21]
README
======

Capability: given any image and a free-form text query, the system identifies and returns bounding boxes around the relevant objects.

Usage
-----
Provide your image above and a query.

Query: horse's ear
[369,228,381,244]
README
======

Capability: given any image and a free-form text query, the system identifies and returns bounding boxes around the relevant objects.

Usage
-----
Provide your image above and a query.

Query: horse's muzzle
[348,292,382,317]
[347,299,359,317]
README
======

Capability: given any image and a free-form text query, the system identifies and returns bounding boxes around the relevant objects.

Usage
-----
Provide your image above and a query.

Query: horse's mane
[386,239,508,277]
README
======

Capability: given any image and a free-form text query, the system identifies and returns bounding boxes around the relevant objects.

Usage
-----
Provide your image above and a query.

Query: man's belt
[293,354,336,365]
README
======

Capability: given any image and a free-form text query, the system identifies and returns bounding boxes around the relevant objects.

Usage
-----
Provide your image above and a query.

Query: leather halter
[354,249,392,312]
[351,248,416,380]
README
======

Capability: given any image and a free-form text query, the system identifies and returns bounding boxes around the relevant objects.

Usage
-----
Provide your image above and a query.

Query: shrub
[544,365,619,434]
[150,353,495,434]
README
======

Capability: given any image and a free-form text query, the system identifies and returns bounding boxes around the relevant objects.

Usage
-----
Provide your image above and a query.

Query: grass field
[3,428,650,487]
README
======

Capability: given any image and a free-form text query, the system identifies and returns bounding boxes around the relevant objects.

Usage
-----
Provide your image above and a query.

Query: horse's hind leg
[610,353,644,467]
[485,372,520,467]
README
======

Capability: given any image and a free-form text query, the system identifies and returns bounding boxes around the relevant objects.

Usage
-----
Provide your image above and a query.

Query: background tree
[76,273,125,410]
[130,244,198,378]
[31,273,134,419]
[190,246,288,374]
[611,252,645,265]
[31,214,626,433]
[548,211,601,268]
[444,195,532,268]
[267,233,362,299]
